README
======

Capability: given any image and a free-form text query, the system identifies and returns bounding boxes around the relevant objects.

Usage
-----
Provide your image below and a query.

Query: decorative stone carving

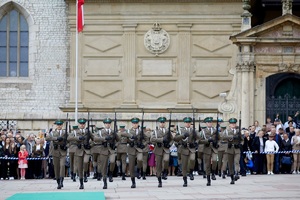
[144,23,170,56]
[278,63,299,72]
[218,101,235,114]
[282,0,293,15]
[236,61,255,72]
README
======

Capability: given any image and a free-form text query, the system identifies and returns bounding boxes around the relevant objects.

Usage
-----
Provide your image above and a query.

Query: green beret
[157,117,167,123]
[103,118,112,124]
[72,125,78,129]
[229,118,237,124]
[131,117,140,123]
[78,118,87,124]
[119,125,125,128]
[204,117,213,123]
[183,117,192,123]
[54,119,64,125]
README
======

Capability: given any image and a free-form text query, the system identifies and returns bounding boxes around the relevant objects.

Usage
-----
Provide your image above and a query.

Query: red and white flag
[77,0,84,32]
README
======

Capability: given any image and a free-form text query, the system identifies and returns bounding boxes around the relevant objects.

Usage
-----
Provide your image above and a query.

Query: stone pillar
[282,0,293,15]
[121,24,138,108]
[241,0,252,32]
[176,24,192,108]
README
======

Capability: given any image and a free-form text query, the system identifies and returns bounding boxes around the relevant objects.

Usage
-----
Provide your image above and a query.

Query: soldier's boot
[197,163,203,175]
[103,177,107,189]
[93,171,98,179]
[57,179,62,189]
[131,177,136,188]
[177,164,183,176]
[117,165,121,177]
[230,174,235,184]
[73,173,77,182]
[122,173,126,180]
[70,172,74,180]
[137,168,141,179]
[79,178,84,189]
[203,170,207,179]
[158,177,162,188]
[222,171,226,179]
[83,172,88,183]
[97,172,102,181]
[234,172,240,181]
[206,175,211,186]
[189,169,194,181]
[211,171,216,180]
[162,169,168,180]
[183,176,188,187]
[109,171,114,182]
[218,170,222,177]
[60,177,64,188]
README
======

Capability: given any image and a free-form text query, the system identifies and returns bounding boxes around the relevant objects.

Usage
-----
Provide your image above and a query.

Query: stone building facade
[0,0,299,132]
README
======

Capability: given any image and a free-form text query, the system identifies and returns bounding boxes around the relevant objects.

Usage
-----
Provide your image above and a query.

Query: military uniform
[121,117,149,188]
[199,117,219,186]
[116,125,128,180]
[150,117,173,187]
[218,124,228,179]
[67,118,91,189]
[222,118,243,184]
[69,125,78,182]
[197,125,206,178]
[142,127,151,180]
[46,120,67,189]
[174,117,199,187]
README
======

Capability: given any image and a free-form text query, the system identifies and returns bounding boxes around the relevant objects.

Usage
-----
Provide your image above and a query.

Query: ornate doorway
[266,73,300,122]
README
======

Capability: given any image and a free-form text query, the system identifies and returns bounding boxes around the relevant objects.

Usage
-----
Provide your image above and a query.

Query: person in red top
[18,145,28,180]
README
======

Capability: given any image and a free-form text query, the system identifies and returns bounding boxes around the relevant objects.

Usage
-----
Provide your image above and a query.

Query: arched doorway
[266,73,300,123]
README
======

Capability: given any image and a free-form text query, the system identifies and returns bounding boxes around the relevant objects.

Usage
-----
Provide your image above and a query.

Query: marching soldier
[218,123,228,179]
[174,117,199,187]
[150,117,173,187]
[91,118,118,189]
[197,124,206,179]
[222,118,243,184]
[67,118,91,189]
[116,125,128,180]
[141,126,151,180]
[46,119,68,189]
[199,117,219,186]
[121,117,149,188]
[91,126,103,182]
[69,125,78,182]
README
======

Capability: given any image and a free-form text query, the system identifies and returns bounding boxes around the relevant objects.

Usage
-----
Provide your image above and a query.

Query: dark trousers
[274,154,280,173]
[254,154,265,174]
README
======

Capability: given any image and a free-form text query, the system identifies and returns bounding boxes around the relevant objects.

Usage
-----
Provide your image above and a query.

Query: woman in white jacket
[291,129,300,174]
[264,133,279,175]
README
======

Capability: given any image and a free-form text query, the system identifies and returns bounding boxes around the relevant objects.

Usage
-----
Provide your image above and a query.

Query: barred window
[0,9,28,77]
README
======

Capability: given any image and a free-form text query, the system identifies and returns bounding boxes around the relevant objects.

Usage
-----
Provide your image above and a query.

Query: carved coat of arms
[144,23,170,55]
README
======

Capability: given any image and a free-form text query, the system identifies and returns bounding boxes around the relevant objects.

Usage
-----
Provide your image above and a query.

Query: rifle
[192,109,197,140]
[164,111,172,147]
[111,112,118,148]
[63,113,69,150]
[198,116,201,132]
[238,111,242,145]
[215,113,220,148]
[84,112,91,149]
[139,110,145,148]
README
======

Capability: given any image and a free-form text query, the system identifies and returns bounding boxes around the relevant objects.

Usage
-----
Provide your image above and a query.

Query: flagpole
[75,0,79,123]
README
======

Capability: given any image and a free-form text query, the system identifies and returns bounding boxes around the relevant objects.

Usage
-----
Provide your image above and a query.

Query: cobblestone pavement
[2,174,300,199]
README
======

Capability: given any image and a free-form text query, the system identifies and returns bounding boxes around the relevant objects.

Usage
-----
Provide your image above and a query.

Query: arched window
[0,9,28,77]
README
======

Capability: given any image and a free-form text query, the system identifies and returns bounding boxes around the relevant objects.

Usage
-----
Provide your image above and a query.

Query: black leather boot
[234,172,240,181]
[183,176,187,187]
[73,173,76,182]
[60,177,64,188]
[137,168,141,179]
[189,169,194,180]
[230,174,235,184]
[131,177,136,188]
[218,170,221,177]
[162,169,167,180]
[103,177,107,189]
[79,178,84,189]
[203,171,206,179]
[93,171,98,179]
[70,172,74,180]
[211,171,216,180]
[109,171,113,182]
[158,177,162,188]
[222,171,226,179]
[57,178,61,189]
[97,172,102,181]
[206,175,211,186]
[142,171,146,180]
[84,172,88,182]
[122,173,126,180]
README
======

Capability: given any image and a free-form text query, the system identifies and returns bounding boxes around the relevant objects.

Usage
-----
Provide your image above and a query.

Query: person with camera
[46,119,68,189]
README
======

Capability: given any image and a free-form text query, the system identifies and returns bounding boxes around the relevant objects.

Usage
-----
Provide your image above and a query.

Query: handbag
[281,156,292,165]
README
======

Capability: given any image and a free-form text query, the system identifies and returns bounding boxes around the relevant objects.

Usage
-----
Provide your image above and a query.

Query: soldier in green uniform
[141,126,150,180]
[46,119,68,189]
[116,125,128,180]
[67,118,91,189]
[199,117,219,186]
[91,126,103,182]
[197,124,206,179]
[121,117,149,188]
[218,123,228,179]
[150,117,173,187]
[174,117,199,187]
[91,118,118,189]
[69,125,78,182]
[222,118,243,184]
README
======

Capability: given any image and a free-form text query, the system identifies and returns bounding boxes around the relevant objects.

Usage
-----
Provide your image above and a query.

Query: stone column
[176,24,192,108]
[121,24,138,108]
